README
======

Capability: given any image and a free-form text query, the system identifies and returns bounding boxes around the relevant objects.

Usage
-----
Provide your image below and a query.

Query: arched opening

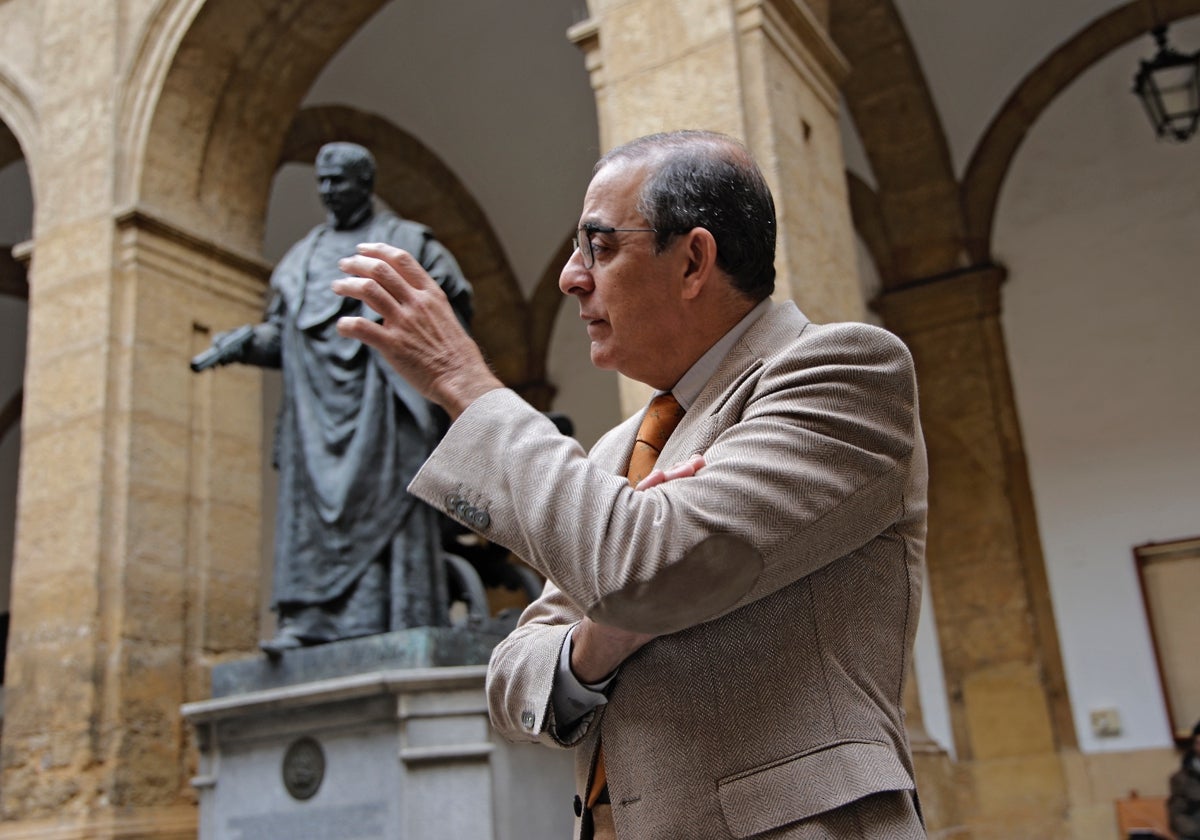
[130,0,615,446]
[0,119,33,725]
[995,13,1200,753]
[129,0,614,637]
[839,3,1200,829]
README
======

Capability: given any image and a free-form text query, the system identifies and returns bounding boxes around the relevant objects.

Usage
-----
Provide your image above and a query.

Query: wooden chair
[1115,791,1174,839]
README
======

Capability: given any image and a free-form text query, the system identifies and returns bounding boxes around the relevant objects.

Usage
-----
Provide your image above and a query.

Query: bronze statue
[193,142,473,655]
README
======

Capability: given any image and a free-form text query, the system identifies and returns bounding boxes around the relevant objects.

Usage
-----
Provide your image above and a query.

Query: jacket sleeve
[409,322,922,636]
[485,578,595,747]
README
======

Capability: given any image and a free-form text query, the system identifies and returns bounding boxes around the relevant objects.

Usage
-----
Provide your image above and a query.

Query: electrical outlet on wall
[1090,707,1123,738]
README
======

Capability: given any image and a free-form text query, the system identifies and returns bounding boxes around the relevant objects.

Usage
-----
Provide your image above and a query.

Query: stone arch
[961,1,1200,262]
[832,0,966,284]
[0,62,34,710]
[115,0,211,211]
[127,0,389,254]
[840,0,1200,282]
[0,63,36,437]
[0,123,31,303]
[845,172,893,286]
[280,105,533,387]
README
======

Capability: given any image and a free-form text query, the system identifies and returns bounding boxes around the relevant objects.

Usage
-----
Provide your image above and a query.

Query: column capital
[567,16,602,73]
[738,0,849,109]
[872,263,1008,336]
[113,206,271,310]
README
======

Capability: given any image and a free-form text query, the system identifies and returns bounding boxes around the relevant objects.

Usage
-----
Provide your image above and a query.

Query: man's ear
[679,227,718,300]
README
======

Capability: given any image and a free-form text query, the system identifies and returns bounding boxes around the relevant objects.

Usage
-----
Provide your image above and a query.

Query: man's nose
[559,248,593,296]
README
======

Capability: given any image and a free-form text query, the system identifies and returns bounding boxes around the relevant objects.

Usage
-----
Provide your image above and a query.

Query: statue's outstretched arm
[190,296,283,371]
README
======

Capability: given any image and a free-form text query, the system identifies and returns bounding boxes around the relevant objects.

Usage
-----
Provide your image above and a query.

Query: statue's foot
[260,628,305,658]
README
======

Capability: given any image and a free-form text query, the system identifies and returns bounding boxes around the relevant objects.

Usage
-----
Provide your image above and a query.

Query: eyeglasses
[572,224,660,270]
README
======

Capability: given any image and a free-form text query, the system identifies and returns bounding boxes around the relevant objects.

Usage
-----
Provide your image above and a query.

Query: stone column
[571,0,861,415]
[875,266,1074,838]
[0,198,269,836]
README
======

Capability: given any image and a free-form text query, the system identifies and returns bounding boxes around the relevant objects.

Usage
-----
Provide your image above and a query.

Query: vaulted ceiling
[833,0,1200,288]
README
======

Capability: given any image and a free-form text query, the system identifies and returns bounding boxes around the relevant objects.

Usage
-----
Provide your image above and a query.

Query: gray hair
[596,130,776,301]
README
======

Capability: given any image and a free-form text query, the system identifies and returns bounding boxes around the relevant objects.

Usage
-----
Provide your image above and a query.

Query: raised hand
[333,242,502,418]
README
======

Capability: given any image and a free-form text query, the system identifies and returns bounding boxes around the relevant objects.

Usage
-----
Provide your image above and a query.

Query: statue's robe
[256,209,472,636]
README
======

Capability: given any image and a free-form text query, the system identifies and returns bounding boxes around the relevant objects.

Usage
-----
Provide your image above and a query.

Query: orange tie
[587,393,686,812]
[625,393,687,488]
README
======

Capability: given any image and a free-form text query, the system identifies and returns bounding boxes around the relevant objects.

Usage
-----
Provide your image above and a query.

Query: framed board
[1135,536,1200,744]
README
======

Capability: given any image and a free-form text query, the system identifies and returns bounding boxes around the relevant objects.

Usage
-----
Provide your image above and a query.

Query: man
[1169,721,1200,839]
[333,130,927,838]
[195,142,473,654]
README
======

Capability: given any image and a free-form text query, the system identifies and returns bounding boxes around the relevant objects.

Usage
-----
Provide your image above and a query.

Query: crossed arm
[567,453,706,682]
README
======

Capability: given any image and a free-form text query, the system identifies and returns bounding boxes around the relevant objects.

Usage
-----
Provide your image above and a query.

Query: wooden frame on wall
[1134,535,1200,745]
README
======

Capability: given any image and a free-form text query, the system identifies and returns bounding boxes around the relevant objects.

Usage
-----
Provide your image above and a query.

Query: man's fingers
[336,246,449,326]
[335,315,387,347]
[356,241,412,266]
[331,274,402,322]
[669,454,705,476]
[337,254,409,304]
[634,454,706,491]
[356,243,439,292]
[634,470,666,491]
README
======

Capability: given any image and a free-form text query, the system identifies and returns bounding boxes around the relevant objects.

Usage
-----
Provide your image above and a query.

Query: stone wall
[0,1,1185,838]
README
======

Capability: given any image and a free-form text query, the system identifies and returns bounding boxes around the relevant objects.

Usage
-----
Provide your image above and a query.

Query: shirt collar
[667,298,771,410]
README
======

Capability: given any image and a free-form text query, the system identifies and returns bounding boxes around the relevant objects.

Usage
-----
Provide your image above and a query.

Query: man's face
[559,160,685,388]
[316,160,370,228]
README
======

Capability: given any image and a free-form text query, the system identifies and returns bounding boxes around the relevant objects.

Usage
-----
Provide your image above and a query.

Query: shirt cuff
[551,625,614,734]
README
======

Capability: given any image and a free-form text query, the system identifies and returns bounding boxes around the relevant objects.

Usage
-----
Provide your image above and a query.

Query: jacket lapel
[690,301,808,417]
[656,301,809,466]
[588,301,810,476]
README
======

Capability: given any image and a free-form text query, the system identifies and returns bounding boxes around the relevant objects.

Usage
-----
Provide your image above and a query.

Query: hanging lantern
[1133,25,1200,142]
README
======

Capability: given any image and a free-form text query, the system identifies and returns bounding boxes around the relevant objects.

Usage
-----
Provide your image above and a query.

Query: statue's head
[315,142,376,229]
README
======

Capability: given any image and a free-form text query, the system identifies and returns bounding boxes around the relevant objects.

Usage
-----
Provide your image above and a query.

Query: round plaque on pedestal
[282,736,325,800]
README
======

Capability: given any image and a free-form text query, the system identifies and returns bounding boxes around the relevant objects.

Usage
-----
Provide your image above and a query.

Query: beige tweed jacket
[409,301,928,839]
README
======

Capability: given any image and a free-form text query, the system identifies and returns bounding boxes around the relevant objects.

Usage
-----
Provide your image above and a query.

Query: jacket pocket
[717,740,914,839]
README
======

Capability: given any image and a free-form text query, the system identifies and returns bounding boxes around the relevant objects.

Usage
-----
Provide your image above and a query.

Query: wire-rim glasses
[573,223,660,270]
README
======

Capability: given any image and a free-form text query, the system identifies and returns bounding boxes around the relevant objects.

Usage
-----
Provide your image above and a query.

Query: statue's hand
[333,243,503,419]
[211,328,233,345]
[190,324,255,372]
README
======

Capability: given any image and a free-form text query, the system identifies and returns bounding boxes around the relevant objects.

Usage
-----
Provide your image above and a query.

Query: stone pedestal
[182,631,575,840]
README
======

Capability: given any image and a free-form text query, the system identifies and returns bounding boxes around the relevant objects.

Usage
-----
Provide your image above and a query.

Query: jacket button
[471,509,491,529]
[521,710,536,730]
[573,795,583,817]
